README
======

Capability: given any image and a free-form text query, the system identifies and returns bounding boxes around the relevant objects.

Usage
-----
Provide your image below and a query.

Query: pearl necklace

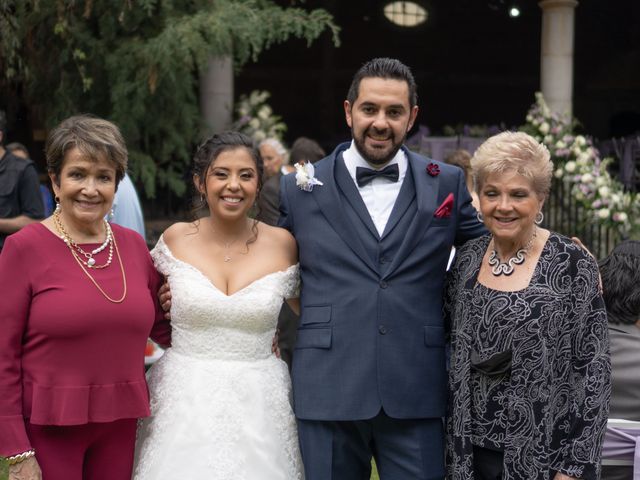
[488,229,537,276]
[53,210,113,268]
[53,211,127,303]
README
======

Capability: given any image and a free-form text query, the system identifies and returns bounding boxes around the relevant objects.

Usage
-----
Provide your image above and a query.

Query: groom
[279,58,486,479]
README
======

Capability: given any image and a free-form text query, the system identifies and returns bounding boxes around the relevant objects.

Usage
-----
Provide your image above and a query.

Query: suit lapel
[310,146,379,274]
[383,150,440,279]
[380,161,416,240]
[334,156,380,240]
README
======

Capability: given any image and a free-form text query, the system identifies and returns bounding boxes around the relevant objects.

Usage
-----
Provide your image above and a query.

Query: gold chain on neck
[53,215,127,303]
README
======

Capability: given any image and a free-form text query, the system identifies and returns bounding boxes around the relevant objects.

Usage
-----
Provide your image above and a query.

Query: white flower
[544,135,553,144]
[526,114,533,123]
[574,135,586,147]
[539,122,550,134]
[295,162,323,192]
[580,173,593,184]
[258,105,272,120]
[253,130,266,141]
[249,118,260,130]
[564,161,577,173]
[597,186,610,198]
[595,176,607,187]
[611,193,622,204]
[555,140,566,149]
[614,212,628,222]
[577,152,591,165]
[554,168,564,179]
[597,208,610,220]
[571,146,582,157]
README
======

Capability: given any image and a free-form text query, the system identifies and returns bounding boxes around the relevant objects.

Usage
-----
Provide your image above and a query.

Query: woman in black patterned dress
[444,131,610,480]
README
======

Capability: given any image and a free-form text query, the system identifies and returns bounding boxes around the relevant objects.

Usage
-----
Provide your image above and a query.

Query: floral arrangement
[522,92,639,237]
[233,90,287,142]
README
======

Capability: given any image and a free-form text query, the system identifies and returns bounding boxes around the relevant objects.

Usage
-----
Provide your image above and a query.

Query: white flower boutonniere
[295,162,323,192]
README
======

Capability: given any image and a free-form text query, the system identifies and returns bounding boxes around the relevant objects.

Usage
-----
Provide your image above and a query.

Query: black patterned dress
[444,233,611,480]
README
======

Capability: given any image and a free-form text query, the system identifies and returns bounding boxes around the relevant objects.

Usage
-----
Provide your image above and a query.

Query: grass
[0,456,380,479]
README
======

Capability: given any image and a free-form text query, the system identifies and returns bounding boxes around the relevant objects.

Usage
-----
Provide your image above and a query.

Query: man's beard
[352,127,406,167]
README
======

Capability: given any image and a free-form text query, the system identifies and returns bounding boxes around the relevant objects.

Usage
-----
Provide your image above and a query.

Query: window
[383,1,428,27]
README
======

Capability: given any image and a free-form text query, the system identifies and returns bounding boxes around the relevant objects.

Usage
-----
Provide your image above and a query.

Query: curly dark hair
[191,131,264,247]
[599,240,640,325]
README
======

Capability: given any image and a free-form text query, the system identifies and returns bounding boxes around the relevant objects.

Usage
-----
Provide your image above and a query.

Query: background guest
[444,148,479,211]
[259,137,289,179]
[7,141,55,217]
[257,136,325,368]
[0,115,170,480]
[599,240,640,480]
[445,131,610,480]
[0,111,45,252]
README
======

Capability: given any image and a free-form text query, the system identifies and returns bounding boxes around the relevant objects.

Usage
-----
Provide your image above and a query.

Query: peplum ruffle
[22,379,151,425]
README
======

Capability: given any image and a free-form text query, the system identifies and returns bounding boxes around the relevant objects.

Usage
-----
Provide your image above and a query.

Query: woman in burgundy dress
[0,115,170,480]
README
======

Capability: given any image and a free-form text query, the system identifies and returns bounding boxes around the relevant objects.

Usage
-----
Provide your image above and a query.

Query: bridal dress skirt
[132,349,304,480]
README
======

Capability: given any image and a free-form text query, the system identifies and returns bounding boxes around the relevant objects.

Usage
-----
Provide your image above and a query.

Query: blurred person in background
[0,111,45,252]
[599,240,640,480]
[259,138,290,179]
[0,115,170,480]
[7,141,55,217]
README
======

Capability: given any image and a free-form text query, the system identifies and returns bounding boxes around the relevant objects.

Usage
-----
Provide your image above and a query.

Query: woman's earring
[55,196,61,213]
[477,211,484,223]
[535,211,544,225]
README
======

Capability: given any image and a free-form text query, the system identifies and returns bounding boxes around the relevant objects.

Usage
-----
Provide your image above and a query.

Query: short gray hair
[259,138,289,164]
[46,115,128,184]
[471,131,552,200]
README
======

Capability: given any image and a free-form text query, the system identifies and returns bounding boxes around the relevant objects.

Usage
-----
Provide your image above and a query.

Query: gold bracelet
[6,449,35,465]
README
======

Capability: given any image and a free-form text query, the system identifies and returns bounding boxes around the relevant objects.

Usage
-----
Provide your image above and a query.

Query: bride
[133,132,303,479]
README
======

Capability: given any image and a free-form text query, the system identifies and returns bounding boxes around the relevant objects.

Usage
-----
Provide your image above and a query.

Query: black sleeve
[18,163,45,219]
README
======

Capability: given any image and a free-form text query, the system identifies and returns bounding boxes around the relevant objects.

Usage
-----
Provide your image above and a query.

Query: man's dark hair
[599,240,640,325]
[6,142,30,158]
[346,57,418,108]
[289,137,326,165]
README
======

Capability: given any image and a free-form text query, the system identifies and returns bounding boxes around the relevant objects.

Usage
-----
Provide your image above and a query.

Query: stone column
[539,0,578,117]
[199,55,234,134]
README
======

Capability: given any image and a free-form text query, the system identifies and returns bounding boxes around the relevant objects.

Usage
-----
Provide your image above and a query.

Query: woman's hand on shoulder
[9,456,42,480]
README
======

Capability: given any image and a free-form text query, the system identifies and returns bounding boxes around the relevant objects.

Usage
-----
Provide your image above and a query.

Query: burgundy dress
[0,222,171,457]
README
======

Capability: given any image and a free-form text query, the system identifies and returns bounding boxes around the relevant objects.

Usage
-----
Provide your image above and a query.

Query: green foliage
[0,0,340,198]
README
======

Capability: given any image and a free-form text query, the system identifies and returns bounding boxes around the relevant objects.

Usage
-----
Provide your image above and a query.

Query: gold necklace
[54,216,127,303]
[53,210,113,269]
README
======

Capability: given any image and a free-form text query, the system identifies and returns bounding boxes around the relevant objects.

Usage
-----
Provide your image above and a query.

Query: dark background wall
[236,0,640,150]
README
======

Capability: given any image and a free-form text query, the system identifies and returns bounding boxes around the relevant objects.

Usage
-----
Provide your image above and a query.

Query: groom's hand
[272,329,281,358]
[158,279,172,320]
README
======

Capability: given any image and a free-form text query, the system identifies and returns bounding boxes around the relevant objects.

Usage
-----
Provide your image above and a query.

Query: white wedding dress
[133,236,304,480]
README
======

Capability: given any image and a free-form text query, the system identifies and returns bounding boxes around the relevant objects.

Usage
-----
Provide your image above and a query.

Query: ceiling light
[509,6,521,17]
[384,2,428,27]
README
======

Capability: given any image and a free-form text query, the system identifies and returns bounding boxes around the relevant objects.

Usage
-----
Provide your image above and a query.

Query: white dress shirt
[343,141,407,236]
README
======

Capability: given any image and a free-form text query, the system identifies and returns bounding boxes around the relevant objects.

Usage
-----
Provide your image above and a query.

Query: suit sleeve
[454,169,486,247]
[277,174,293,232]
[0,236,33,457]
[257,175,281,227]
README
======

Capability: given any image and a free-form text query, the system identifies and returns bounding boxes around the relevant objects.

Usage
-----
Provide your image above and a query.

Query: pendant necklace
[488,228,537,276]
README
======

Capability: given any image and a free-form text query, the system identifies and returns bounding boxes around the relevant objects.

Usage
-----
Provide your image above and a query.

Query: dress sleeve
[282,264,300,300]
[556,251,611,480]
[0,235,34,456]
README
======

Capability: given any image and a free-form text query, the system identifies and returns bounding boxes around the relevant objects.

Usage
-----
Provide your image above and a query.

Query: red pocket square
[434,193,454,219]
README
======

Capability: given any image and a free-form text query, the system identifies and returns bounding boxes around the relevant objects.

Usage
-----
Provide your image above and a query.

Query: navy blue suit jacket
[279,143,485,421]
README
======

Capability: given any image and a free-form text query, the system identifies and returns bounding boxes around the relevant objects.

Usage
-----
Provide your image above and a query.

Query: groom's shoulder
[405,148,463,180]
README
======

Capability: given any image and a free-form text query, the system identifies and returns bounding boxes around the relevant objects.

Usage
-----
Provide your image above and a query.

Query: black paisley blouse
[444,233,611,480]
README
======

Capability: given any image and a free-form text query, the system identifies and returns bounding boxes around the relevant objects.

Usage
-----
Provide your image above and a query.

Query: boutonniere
[295,161,323,192]
[426,162,440,177]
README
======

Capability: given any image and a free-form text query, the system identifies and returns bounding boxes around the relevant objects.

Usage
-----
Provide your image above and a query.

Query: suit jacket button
[379,325,387,335]
[379,280,388,289]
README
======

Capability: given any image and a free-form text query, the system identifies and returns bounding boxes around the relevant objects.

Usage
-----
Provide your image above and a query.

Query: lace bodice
[152,236,299,361]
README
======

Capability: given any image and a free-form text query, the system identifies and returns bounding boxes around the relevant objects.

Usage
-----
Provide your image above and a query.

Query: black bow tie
[355,164,399,187]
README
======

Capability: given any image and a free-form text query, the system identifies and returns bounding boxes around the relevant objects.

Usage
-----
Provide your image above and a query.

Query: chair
[601,418,640,479]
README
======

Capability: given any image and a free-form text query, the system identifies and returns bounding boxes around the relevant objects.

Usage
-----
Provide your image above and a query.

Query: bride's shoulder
[162,222,198,247]
[256,222,297,262]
